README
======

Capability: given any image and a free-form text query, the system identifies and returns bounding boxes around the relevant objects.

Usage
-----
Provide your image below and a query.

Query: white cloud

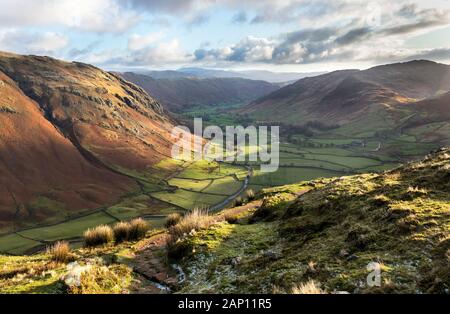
[0,29,69,55]
[128,32,165,51]
[129,39,190,64]
[0,0,139,33]
[87,38,191,67]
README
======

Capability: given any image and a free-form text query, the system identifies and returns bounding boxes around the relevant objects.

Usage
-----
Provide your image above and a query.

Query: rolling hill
[241,60,450,135]
[120,72,279,112]
[0,52,179,231]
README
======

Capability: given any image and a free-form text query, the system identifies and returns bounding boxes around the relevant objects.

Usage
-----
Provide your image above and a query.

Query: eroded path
[130,200,263,294]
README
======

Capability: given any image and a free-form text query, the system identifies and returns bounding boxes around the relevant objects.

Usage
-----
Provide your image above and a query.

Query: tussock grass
[246,189,256,201]
[233,197,244,207]
[128,218,149,241]
[84,225,114,247]
[166,208,216,259]
[291,280,326,294]
[165,213,182,228]
[46,241,70,263]
[168,208,214,241]
[113,222,131,243]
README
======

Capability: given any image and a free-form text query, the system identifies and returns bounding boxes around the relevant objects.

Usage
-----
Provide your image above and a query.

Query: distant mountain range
[241,60,450,138]
[137,67,326,83]
[120,72,279,112]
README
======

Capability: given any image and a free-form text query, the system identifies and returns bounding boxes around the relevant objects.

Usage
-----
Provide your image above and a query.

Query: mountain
[0,52,178,231]
[176,67,326,83]
[241,60,450,133]
[120,72,279,112]
[135,70,195,80]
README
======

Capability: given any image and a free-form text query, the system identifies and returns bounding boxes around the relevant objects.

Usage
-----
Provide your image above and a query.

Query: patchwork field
[0,158,248,255]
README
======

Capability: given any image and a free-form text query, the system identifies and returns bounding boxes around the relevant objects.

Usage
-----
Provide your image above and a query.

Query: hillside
[120,72,279,112]
[241,60,450,134]
[0,148,448,294]
[0,52,178,232]
[172,147,450,294]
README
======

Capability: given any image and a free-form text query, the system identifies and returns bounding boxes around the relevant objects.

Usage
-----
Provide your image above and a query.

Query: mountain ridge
[240,60,450,130]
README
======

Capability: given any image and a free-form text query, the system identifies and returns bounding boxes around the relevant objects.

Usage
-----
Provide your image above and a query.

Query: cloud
[0,0,140,33]
[0,30,69,55]
[96,38,191,67]
[232,11,247,24]
[192,1,450,65]
[125,0,199,14]
[128,32,165,51]
[68,41,102,59]
[195,36,275,63]
[335,27,372,46]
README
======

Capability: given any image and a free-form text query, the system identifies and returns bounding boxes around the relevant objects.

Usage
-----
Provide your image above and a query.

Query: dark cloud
[383,19,448,36]
[187,14,210,27]
[402,48,450,62]
[387,5,450,35]
[397,3,419,18]
[68,41,101,59]
[284,28,336,44]
[124,0,197,13]
[335,27,372,46]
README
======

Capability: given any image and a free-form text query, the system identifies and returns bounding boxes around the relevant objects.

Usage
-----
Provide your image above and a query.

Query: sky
[0,0,450,72]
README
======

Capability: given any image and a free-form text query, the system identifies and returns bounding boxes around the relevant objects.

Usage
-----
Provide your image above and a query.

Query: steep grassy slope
[174,148,450,294]
[120,72,278,112]
[0,51,181,231]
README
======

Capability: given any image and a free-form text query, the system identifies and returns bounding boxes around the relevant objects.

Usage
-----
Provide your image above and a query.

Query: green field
[203,176,243,195]
[251,167,341,187]
[0,234,42,255]
[18,212,117,242]
[168,177,212,192]
[151,189,227,209]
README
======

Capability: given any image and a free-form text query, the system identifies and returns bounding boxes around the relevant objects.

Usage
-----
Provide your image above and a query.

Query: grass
[168,209,215,241]
[168,178,212,192]
[151,189,227,210]
[245,189,256,201]
[291,280,327,294]
[203,176,243,195]
[46,241,71,263]
[18,212,117,242]
[113,222,131,243]
[0,233,41,255]
[84,225,114,247]
[251,167,341,187]
[165,213,182,228]
[167,208,216,258]
[68,264,133,294]
[233,197,244,207]
[128,218,149,241]
[174,148,450,294]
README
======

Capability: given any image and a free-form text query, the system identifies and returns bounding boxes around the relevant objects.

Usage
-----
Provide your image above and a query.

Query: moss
[69,264,133,294]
